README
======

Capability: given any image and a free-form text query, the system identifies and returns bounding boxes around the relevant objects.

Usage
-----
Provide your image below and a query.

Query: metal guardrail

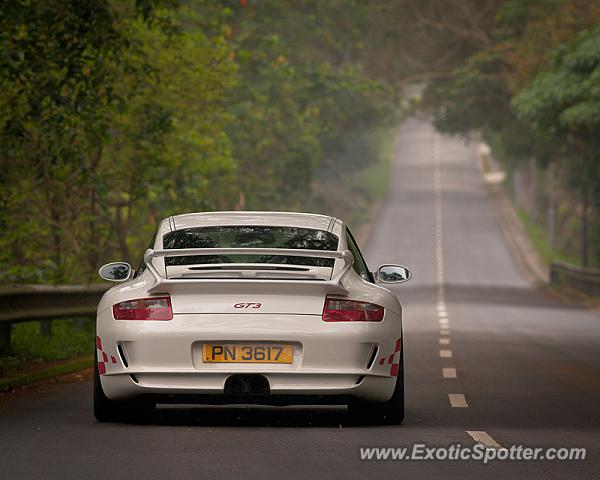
[550,262,600,297]
[0,284,110,354]
[1,262,597,354]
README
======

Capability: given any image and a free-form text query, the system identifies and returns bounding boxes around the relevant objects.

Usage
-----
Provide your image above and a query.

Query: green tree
[0,1,237,282]
[513,27,600,265]
[0,0,401,284]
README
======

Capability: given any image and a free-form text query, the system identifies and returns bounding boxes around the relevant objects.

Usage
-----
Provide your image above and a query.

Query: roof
[164,211,340,234]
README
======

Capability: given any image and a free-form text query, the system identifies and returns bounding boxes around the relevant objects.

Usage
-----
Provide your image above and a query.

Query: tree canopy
[2,0,599,281]
[0,0,398,283]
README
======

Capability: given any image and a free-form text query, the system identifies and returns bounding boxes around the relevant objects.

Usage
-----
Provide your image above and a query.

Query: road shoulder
[477,144,599,308]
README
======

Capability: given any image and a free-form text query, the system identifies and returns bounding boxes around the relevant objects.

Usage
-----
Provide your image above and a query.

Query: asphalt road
[1,119,599,479]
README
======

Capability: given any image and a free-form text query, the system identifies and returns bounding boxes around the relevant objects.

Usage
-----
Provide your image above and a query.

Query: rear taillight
[322,297,384,322]
[113,296,173,321]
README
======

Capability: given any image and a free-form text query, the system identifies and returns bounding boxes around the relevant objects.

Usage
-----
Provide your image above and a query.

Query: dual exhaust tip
[225,374,270,396]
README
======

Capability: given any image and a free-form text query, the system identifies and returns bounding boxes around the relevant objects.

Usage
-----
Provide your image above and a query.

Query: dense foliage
[3,0,599,282]
[512,25,600,190]
[0,1,397,283]
[407,0,600,266]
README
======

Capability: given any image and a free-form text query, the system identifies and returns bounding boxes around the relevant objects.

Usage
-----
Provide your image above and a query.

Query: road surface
[1,119,599,479]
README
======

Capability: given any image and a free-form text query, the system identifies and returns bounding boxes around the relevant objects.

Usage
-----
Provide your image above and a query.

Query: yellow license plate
[203,344,293,364]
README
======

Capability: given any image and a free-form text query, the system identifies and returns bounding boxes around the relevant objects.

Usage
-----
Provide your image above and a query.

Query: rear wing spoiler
[143,247,354,294]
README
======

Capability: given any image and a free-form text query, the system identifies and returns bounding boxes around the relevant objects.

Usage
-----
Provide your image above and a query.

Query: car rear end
[95,215,402,413]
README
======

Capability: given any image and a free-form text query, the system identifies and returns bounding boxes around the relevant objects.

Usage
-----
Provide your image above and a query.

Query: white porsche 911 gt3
[95,211,411,423]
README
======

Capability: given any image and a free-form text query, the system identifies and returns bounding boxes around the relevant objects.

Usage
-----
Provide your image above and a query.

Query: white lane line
[466,431,503,449]
[443,367,457,378]
[434,135,469,410]
[448,393,468,408]
[433,135,444,288]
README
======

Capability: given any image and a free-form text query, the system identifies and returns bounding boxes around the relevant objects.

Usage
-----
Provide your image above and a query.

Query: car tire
[348,346,404,425]
[93,352,154,423]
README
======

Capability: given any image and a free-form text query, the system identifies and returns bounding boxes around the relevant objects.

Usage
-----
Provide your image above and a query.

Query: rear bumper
[97,311,402,403]
[100,371,397,403]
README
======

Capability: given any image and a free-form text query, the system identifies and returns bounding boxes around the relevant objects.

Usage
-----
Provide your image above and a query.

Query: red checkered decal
[376,338,402,377]
[96,336,117,375]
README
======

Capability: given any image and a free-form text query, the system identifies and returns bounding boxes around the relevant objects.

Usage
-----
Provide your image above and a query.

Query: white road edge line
[448,393,468,408]
[466,431,503,449]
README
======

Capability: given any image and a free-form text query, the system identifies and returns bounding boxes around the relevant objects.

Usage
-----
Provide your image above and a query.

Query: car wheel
[348,347,404,425]
[93,351,154,423]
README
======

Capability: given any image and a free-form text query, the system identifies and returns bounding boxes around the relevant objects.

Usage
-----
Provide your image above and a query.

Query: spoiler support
[143,247,354,294]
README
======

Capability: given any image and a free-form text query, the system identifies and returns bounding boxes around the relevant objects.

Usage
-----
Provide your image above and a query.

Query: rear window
[163,226,338,267]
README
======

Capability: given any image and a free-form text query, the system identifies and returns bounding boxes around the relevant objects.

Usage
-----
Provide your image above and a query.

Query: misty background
[1,0,599,284]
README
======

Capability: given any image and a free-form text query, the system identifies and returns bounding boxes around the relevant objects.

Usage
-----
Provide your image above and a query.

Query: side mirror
[375,264,412,284]
[98,262,132,282]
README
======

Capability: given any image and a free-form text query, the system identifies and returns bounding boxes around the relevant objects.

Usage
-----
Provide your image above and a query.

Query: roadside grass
[0,356,93,393]
[344,128,394,233]
[0,318,95,378]
[516,208,580,267]
[354,146,392,201]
